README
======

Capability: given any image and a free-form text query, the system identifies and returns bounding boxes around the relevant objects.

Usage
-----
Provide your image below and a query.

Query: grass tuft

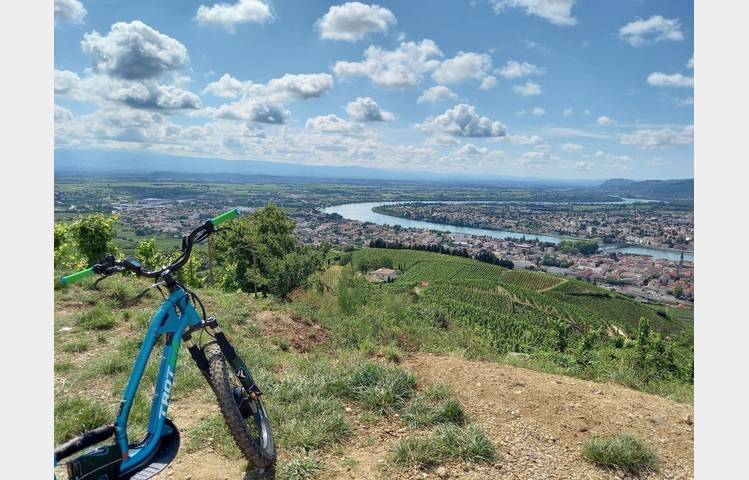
[54,397,113,444]
[404,383,466,428]
[382,344,402,363]
[337,361,416,414]
[278,454,321,480]
[392,423,495,468]
[582,434,659,474]
[61,338,92,353]
[75,303,117,330]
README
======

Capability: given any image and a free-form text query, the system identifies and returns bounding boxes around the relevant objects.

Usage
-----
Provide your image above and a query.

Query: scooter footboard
[54,424,115,463]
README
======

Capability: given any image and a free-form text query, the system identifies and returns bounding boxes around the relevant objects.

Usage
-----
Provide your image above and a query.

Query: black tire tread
[204,343,276,468]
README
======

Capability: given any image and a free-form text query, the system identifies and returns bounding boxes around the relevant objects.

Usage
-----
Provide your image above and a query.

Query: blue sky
[54,0,693,180]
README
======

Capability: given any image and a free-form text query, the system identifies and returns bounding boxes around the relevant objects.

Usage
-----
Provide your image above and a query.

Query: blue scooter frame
[55,209,277,478]
[116,286,202,475]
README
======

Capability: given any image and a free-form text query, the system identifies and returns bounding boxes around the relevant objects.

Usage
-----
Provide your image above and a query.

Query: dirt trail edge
[158,353,693,480]
[400,353,693,480]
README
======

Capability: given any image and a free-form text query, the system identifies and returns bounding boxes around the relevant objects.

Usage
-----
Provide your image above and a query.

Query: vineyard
[349,248,691,342]
[309,247,694,399]
[499,269,565,291]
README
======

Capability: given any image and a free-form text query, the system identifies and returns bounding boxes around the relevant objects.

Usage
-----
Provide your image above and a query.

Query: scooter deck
[121,419,180,480]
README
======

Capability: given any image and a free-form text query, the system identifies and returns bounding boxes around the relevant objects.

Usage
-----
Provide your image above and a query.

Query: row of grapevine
[398,261,468,283]
[499,269,565,291]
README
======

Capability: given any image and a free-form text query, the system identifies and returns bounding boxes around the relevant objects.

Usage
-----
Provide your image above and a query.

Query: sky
[54,0,694,180]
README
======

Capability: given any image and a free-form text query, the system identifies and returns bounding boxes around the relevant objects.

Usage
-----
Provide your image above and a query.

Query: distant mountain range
[54,149,600,187]
[54,149,692,196]
[598,178,693,200]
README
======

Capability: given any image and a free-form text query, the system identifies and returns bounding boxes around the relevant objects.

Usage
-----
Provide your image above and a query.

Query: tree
[213,204,326,298]
[559,240,599,256]
[72,213,118,265]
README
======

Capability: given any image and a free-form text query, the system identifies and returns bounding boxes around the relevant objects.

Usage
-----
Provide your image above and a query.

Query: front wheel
[204,343,276,468]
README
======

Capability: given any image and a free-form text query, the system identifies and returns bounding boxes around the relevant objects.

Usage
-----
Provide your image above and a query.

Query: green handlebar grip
[210,208,239,226]
[60,267,94,286]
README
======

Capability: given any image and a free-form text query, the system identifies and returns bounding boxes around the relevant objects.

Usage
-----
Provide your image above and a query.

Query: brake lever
[92,264,127,291]
[93,274,112,291]
[133,281,167,301]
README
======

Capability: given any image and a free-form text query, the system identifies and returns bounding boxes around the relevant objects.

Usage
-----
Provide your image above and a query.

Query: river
[322,201,693,262]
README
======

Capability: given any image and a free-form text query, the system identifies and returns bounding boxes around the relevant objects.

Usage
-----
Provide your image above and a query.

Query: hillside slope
[155,353,693,480]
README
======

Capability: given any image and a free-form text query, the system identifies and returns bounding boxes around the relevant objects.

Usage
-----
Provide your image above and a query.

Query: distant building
[370,268,398,282]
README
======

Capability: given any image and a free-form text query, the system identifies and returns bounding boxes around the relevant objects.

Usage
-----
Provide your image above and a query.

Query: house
[370,268,398,283]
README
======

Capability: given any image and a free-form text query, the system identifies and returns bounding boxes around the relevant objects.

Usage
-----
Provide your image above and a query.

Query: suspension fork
[204,316,263,399]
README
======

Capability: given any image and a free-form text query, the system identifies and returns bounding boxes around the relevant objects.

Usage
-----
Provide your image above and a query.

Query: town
[54,179,694,307]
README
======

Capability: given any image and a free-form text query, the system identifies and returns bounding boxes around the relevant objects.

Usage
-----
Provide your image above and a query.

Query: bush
[582,434,658,474]
[71,213,118,265]
[213,204,326,297]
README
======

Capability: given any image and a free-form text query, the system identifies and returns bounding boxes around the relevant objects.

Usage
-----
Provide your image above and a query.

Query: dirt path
[402,353,693,480]
[155,353,693,480]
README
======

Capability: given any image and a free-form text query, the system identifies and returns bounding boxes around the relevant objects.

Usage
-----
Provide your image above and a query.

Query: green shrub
[582,434,658,474]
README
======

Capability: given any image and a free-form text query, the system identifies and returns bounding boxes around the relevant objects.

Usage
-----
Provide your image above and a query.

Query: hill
[598,178,694,200]
[349,248,690,338]
[54,149,601,186]
[54,275,693,479]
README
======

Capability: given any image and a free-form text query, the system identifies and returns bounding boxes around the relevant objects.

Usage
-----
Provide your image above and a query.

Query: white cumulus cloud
[81,21,189,80]
[456,143,488,156]
[334,39,444,89]
[416,104,506,138]
[317,2,396,42]
[596,115,615,125]
[497,60,545,79]
[305,114,363,134]
[620,125,693,149]
[54,69,81,95]
[204,72,333,101]
[432,51,493,86]
[531,107,545,116]
[212,100,289,124]
[646,72,694,88]
[195,0,273,32]
[512,81,541,96]
[417,86,458,103]
[490,0,577,27]
[619,15,685,47]
[55,0,87,26]
[346,96,394,122]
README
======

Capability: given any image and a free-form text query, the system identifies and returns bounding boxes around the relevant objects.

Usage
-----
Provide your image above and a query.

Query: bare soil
[255,310,329,353]
[156,353,693,480]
